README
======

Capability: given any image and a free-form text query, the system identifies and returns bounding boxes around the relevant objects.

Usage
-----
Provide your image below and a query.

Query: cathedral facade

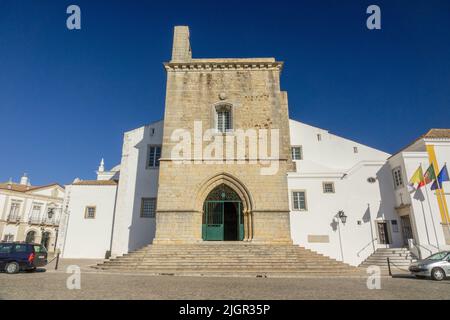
[56,27,450,267]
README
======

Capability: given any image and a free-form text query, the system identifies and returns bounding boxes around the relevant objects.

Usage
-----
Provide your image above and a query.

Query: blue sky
[1,0,449,185]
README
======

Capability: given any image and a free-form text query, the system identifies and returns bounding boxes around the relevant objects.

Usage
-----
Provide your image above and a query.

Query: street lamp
[335,210,347,262]
[337,210,347,224]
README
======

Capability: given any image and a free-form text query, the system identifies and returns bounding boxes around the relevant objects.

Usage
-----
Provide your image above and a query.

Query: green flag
[423,164,436,185]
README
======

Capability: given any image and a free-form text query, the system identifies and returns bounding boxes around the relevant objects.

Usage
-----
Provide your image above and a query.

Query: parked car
[0,242,48,274]
[409,251,450,281]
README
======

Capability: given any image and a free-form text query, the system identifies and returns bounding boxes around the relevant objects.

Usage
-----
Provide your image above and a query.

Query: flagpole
[435,163,450,243]
[423,163,440,250]
[417,164,432,247]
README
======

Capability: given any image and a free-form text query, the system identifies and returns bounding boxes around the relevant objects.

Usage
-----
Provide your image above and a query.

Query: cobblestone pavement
[0,264,449,300]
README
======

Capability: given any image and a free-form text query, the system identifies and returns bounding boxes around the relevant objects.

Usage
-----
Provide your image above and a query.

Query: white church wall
[288,120,401,266]
[111,120,163,256]
[288,163,401,266]
[61,184,117,259]
[289,120,389,172]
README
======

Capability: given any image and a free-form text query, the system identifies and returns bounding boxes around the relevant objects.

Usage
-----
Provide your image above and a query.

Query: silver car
[409,251,450,281]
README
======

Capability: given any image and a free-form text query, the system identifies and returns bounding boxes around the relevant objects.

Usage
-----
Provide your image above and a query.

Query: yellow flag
[409,166,424,185]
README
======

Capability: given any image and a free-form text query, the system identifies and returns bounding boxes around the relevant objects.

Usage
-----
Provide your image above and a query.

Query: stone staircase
[93,243,363,277]
[359,248,417,273]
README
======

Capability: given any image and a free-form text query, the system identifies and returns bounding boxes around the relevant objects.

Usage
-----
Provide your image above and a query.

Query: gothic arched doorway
[202,184,244,241]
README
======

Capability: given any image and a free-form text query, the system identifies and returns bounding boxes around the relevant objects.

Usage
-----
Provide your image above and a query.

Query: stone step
[104,259,348,266]
[101,262,351,269]
[362,252,414,257]
[363,254,415,258]
[95,244,358,276]
[118,253,333,258]
[108,260,342,266]
[362,258,414,262]
[360,263,412,268]
[96,266,359,273]
[113,255,336,261]
[100,265,352,270]
[358,247,417,268]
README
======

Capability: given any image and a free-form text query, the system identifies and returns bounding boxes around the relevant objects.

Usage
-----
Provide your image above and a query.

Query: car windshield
[426,252,449,261]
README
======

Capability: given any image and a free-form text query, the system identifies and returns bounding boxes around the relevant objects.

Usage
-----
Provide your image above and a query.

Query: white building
[57,26,450,266]
[0,174,65,253]
[57,119,450,266]
[58,121,163,259]
[387,129,450,259]
[288,120,403,265]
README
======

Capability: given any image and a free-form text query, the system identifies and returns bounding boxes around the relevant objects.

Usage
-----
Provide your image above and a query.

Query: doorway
[202,184,244,241]
[25,230,36,243]
[377,222,391,245]
[224,202,239,241]
[41,231,51,250]
[401,215,414,246]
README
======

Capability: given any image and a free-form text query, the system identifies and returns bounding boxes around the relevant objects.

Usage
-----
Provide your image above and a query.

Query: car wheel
[5,262,20,274]
[431,268,445,281]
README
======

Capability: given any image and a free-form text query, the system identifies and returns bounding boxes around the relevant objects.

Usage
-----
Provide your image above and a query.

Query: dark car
[0,242,48,274]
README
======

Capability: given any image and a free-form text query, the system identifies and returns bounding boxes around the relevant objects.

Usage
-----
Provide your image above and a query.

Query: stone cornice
[0,190,63,202]
[164,61,284,72]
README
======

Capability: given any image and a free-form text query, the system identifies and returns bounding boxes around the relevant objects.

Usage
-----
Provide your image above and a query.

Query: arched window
[215,105,232,133]
[25,230,36,243]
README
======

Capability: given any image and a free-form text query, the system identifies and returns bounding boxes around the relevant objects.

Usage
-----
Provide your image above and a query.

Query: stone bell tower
[154,26,293,244]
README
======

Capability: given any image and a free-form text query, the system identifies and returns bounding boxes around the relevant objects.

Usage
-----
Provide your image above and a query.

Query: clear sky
[1,0,449,185]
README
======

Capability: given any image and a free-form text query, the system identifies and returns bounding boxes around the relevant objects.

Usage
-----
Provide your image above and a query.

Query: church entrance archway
[202,184,244,241]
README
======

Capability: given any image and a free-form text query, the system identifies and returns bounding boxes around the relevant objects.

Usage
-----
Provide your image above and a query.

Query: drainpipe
[107,185,119,259]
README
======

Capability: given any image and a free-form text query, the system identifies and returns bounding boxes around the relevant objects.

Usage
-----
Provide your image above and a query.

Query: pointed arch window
[215,105,232,133]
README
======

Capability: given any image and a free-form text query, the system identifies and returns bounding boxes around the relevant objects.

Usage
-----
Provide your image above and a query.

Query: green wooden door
[203,201,224,241]
[202,184,245,241]
[203,200,244,241]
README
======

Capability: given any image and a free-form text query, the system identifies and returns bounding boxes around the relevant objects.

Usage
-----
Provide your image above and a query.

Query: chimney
[20,173,30,186]
[171,26,192,62]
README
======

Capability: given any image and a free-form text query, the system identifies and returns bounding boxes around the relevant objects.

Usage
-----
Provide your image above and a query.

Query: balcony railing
[6,214,20,223]
[41,217,60,226]
[28,216,41,225]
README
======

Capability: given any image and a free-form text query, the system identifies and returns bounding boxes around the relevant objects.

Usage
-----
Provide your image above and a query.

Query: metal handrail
[357,238,378,257]
[41,217,60,226]
[28,217,41,224]
[414,244,434,259]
